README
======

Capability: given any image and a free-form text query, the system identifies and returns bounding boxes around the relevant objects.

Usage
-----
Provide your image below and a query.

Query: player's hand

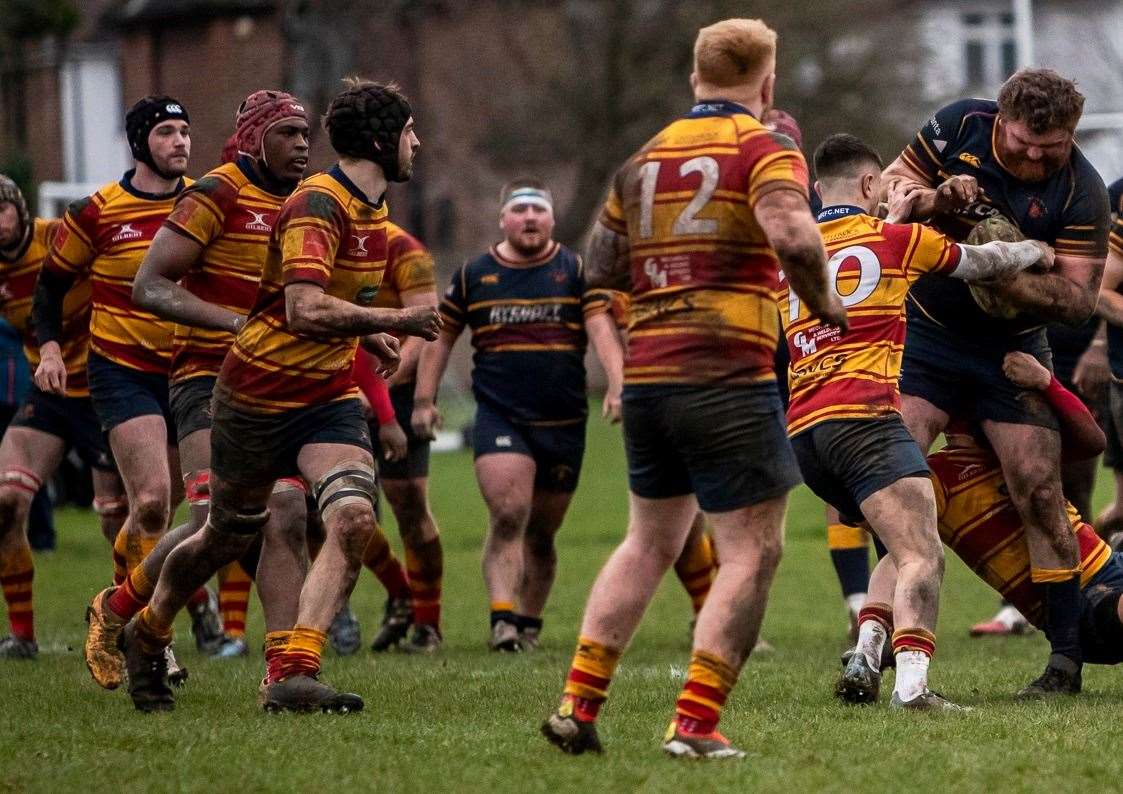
[1027,240,1056,271]
[812,295,849,335]
[934,175,978,213]
[602,380,622,424]
[34,343,67,395]
[411,401,442,441]
[884,184,927,223]
[398,306,443,341]
[379,420,409,462]
[1002,351,1052,390]
[363,333,401,378]
[1073,342,1110,404]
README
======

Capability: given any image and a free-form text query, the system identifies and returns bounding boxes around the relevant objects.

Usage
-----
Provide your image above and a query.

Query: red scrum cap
[234,90,308,160]
[763,108,803,150]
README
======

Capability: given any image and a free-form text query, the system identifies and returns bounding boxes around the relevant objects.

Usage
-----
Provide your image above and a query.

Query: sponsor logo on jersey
[348,234,370,257]
[793,331,817,356]
[488,303,562,325]
[111,223,143,242]
[245,210,272,233]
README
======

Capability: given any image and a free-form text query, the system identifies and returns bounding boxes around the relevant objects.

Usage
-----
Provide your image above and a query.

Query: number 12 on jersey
[638,156,720,238]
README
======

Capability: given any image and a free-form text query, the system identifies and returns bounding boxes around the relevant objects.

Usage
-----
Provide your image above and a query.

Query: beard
[1000,154,1067,183]
[508,229,549,258]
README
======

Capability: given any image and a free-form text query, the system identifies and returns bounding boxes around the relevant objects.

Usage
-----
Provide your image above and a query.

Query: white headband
[501,187,553,214]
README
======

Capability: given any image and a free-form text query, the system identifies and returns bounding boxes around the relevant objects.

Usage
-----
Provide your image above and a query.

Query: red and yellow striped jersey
[1110,178,1122,258]
[373,222,436,311]
[218,165,388,413]
[599,100,808,386]
[779,209,961,436]
[929,444,1111,629]
[42,173,190,373]
[163,158,289,383]
[0,218,92,396]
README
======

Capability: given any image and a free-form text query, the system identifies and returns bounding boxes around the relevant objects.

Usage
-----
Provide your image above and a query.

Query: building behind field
[1,0,1120,389]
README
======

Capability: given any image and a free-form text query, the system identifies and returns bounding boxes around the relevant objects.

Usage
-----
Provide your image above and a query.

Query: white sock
[893,650,930,702]
[995,604,1025,628]
[845,592,866,617]
[856,619,886,671]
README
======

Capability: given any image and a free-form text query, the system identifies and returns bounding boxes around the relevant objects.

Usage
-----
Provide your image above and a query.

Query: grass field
[3,413,1123,792]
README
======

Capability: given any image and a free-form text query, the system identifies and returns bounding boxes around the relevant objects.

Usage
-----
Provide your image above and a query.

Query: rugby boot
[969,618,1033,637]
[259,674,364,714]
[541,709,603,755]
[520,625,541,651]
[835,649,881,704]
[187,587,224,654]
[402,623,442,654]
[662,722,746,759]
[0,634,38,659]
[210,635,248,659]
[1016,658,1082,699]
[489,619,523,652]
[889,689,971,712]
[84,587,125,688]
[369,597,411,652]
[842,641,895,671]
[166,646,188,687]
[118,621,174,712]
[328,603,362,656]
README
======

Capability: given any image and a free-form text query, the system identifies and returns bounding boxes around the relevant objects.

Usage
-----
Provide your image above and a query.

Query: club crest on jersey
[348,234,370,257]
[111,223,143,242]
[244,210,272,233]
[957,152,981,168]
[355,285,379,305]
[1027,197,1047,219]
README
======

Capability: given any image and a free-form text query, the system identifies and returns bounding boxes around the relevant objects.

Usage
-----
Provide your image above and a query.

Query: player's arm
[950,239,1054,281]
[1072,321,1109,403]
[583,221,632,292]
[389,288,439,386]
[997,253,1104,326]
[411,266,468,440]
[754,189,847,331]
[31,200,95,395]
[584,300,624,424]
[286,283,441,339]
[1003,351,1106,460]
[133,226,244,333]
[1094,238,1123,327]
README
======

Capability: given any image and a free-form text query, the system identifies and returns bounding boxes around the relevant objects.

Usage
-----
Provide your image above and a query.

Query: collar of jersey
[816,205,867,223]
[685,100,754,118]
[235,155,297,198]
[327,164,385,209]
[119,169,185,200]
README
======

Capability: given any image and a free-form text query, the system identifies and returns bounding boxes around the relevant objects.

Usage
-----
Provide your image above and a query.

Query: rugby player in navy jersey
[881,68,1110,696]
[412,179,623,652]
[1093,178,1123,547]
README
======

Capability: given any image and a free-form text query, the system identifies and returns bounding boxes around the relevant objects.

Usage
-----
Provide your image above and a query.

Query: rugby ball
[964,216,1025,319]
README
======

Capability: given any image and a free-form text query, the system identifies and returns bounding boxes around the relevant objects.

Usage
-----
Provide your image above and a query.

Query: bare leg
[108,415,174,555]
[255,488,309,632]
[518,489,574,618]
[474,453,535,609]
[693,494,787,667]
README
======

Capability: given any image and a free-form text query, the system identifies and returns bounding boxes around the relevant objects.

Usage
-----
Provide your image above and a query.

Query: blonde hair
[693,19,777,88]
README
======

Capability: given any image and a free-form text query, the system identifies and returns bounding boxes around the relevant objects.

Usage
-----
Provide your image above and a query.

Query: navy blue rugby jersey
[897,98,1109,338]
[1103,177,1123,377]
[439,241,608,424]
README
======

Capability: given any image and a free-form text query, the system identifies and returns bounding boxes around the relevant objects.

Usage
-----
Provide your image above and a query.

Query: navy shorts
[472,400,585,493]
[1079,552,1123,665]
[790,415,928,525]
[10,386,115,471]
[87,351,175,435]
[900,315,1059,431]
[211,390,373,489]
[622,383,801,513]
[169,375,216,444]
[374,381,431,481]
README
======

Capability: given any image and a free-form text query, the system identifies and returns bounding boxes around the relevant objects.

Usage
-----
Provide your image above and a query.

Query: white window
[960,9,1017,92]
[58,46,129,184]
